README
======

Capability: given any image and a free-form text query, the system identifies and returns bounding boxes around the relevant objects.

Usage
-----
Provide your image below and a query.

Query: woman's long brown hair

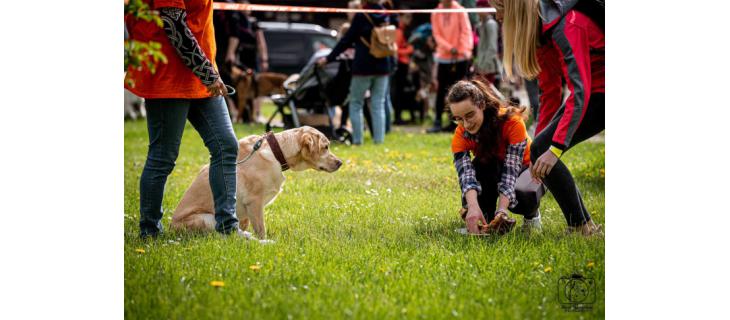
[446,79,525,163]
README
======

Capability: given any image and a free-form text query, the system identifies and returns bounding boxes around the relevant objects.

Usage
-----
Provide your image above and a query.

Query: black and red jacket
[535,0,604,150]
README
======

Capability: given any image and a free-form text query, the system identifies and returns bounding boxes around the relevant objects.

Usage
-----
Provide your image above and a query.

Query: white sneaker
[522,211,542,233]
[236,229,276,244]
[237,229,256,240]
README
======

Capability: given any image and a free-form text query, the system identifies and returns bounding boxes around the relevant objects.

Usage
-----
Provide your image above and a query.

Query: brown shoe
[567,221,603,237]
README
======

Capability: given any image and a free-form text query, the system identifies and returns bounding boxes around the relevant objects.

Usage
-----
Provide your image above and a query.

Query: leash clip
[225,84,236,96]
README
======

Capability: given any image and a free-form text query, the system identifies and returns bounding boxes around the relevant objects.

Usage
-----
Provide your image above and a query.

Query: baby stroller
[265,48,353,144]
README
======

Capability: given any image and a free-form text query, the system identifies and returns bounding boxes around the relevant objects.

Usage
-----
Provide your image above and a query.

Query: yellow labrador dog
[171,126,342,242]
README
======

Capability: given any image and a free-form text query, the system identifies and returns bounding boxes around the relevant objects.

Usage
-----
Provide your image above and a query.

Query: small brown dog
[231,66,287,123]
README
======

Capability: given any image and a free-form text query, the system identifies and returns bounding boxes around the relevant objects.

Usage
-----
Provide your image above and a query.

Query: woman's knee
[144,143,181,174]
[220,134,239,159]
[208,132,239,162]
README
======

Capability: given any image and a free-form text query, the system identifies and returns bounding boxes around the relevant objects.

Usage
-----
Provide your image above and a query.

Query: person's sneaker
[441,122,457,132]
[255,115,267,124]
[235,228,276,244]
[140,230,162,240]
[522,212,543,233]
[236,229,255,240]
[565,221,603,237]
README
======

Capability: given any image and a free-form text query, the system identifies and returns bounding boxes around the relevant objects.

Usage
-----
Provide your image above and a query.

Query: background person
[238,0,270,123]
[473,0,502,86]
[408,22,436,124]
[317,0,394,145]
[392,12,415,125]
[125,0,240,238]
[213,0,244,121]
[428,0,474,133]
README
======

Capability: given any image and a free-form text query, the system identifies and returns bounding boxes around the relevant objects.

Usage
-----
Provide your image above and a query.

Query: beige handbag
[359,13,397,59]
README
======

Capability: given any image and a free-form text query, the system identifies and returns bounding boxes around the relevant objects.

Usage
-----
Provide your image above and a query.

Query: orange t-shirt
[124,0,217,99]
[451,115,531,165]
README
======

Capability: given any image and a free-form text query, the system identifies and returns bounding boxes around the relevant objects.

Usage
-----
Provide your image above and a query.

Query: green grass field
[124,113,605,319]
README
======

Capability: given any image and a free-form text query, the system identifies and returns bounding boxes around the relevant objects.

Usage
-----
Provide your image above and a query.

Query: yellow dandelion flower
[210,280,225,287]
[587,261,595,269]
[544,266,553,273]
[599,168,605,177]
[249,264,261,272]
[135,248,145,254]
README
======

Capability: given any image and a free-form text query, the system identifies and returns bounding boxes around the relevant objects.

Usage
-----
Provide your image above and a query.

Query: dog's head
[295,126,343,172]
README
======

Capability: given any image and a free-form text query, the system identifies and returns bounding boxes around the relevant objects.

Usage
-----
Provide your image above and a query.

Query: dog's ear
[299,130,317,159]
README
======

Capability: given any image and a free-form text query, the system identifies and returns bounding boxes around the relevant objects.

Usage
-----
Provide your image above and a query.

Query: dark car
[260,22,338,75]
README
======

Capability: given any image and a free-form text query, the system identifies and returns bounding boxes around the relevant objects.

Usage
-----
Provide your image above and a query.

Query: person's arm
[256,29,269,71]
[396,30,414,56]
[549,16,592,150]
[498,139,528,211]
[159,7,220,87]
[454,151,487,233]
[485,20,499,66]
[454,151,482,206]
[431,53,439,88]
[459,11,474,56]
[325,14,359,63]
[536,43,563,133]
[224,10,240,65]
[498,119,529,211]
[451,125,486,232]
[430,12,451,53]
[226,37,239,65]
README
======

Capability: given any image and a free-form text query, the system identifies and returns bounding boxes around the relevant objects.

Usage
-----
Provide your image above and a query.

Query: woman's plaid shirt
[453,129,528,209]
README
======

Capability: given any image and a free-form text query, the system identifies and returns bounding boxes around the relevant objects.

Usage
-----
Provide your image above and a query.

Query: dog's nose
[335,159,343,168]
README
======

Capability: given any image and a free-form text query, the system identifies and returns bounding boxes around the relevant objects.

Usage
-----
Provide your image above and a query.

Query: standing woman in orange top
[449,80,542,234]
[125,0,240,238]
[490,0,604,235]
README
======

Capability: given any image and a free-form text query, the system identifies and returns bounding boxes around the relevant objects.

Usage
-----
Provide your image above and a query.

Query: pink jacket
[431,2,473,61]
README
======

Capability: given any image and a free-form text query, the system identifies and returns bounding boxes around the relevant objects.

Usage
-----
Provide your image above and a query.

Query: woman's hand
[465,204,488,234]
[207,78,228,96]
[531,149,559,183]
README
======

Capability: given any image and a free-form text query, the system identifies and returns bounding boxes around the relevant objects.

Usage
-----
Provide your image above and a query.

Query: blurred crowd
[125,0,539,140]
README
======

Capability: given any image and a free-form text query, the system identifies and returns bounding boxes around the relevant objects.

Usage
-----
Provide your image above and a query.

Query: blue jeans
[139,96,240,237]
[384,76,392,133]
[349,75,388,144]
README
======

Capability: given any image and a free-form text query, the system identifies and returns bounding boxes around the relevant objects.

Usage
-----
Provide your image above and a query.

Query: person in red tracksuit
[491,0,604,236]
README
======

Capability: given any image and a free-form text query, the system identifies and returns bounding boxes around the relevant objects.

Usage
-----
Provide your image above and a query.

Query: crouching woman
[449,79,541,234]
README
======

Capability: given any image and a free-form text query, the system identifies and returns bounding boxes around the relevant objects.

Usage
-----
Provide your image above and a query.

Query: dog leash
[236,136,265,165]
[234,132,290,171]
